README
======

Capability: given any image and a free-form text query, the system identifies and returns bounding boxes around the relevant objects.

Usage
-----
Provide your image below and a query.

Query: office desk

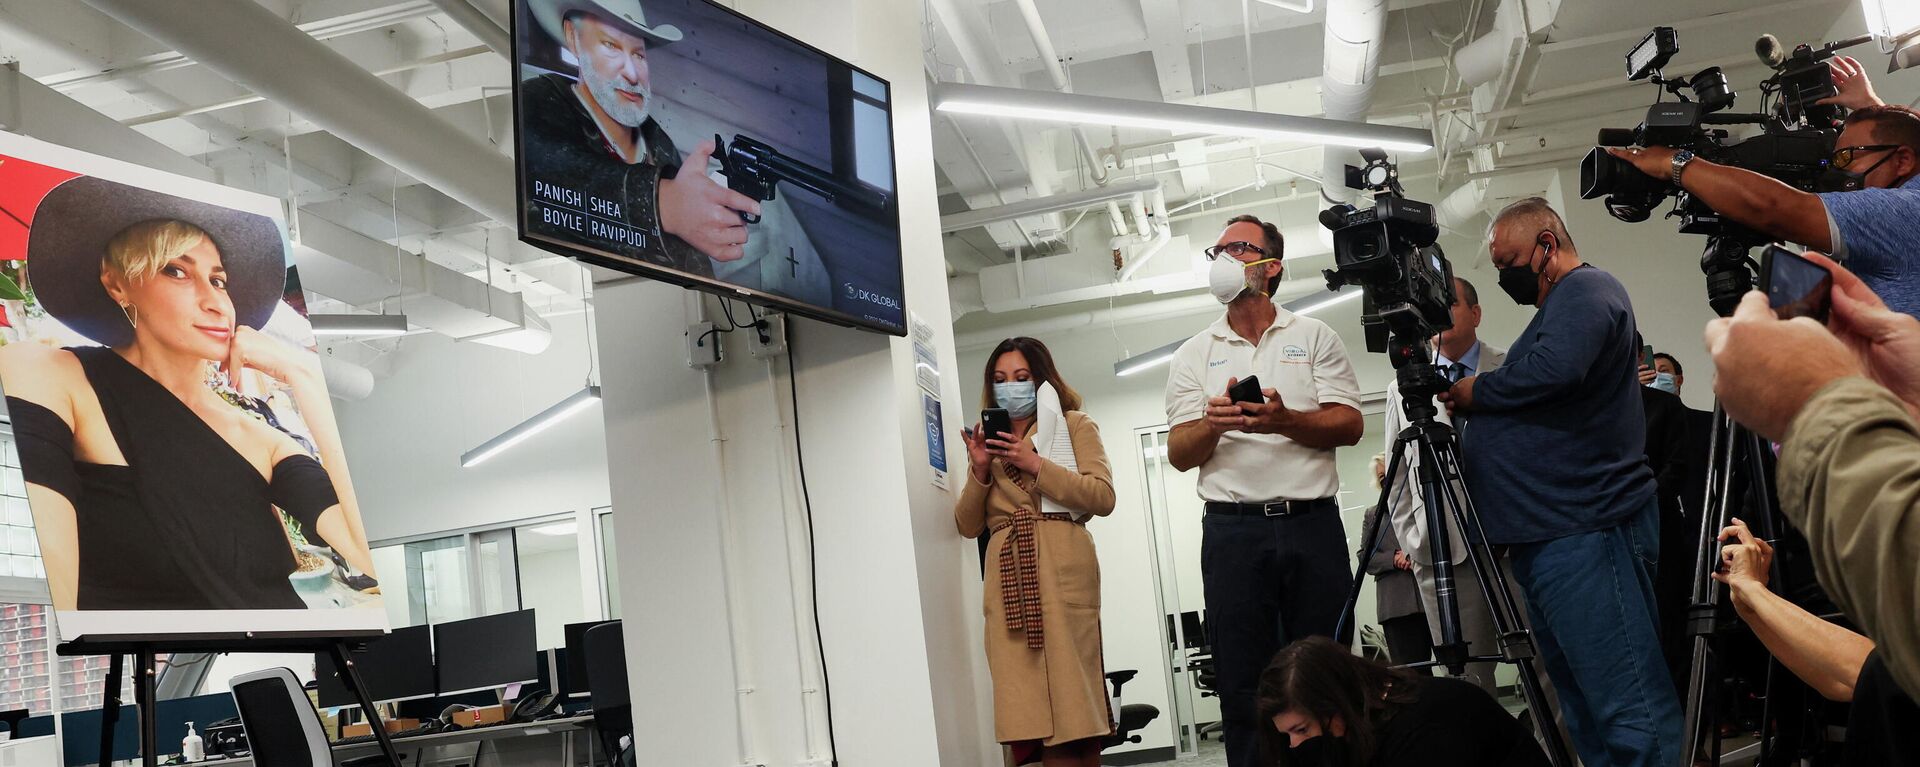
[206,714,596,766]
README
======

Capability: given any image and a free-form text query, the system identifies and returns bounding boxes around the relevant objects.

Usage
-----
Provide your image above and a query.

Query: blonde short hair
[105,219,210,284]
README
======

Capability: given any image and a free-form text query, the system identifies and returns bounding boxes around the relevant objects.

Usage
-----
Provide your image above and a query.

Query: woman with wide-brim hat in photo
[0,174,375,612]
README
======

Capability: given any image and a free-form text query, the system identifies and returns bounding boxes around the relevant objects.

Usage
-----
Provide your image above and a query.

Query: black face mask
[1817,151,1901,193]
[1498,238,1553,307]
[1288,735,1352,767]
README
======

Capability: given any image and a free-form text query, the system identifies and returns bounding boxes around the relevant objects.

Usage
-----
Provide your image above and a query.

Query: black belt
[1204,497,1335,517]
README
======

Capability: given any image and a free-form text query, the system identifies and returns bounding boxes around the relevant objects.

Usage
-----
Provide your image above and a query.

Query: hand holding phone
[1229,375,1264,405]
[981,408,1014,442]
[1761,245,1834,323]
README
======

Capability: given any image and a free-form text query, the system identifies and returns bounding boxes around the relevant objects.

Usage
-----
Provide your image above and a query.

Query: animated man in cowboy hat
[522,0,761,277]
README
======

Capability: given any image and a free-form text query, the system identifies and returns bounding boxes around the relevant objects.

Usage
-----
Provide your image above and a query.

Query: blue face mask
[994,381,1038,419]
[1650,372,1679,395]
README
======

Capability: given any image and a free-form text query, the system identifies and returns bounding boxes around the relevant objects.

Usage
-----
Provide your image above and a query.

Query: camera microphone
[1596,128,1639,147]
[1755,34,1785,68]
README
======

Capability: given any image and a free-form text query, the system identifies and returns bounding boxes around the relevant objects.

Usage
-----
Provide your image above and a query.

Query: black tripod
[1337,355,1575,767]
[1676,234,1835,767]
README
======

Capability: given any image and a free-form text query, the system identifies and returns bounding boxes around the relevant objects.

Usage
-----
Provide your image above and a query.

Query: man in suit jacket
[1380,276,1509,691]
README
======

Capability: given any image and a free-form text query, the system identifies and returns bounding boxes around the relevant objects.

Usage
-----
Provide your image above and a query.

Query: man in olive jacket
[1706,251,1920,704]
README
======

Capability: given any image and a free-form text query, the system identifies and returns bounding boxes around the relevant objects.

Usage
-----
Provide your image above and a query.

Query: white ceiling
[934,0,1860,337]
[0,0,1871,358]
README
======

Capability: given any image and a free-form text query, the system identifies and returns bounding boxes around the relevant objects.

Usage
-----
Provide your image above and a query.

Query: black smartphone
[1640,344,1655,370]
[1229,375,1264,405]
[981,408,1013,440]
[1760,245,1833,323]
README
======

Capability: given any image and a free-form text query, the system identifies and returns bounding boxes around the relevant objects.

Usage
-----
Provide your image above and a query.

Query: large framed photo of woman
[0,131,384,640]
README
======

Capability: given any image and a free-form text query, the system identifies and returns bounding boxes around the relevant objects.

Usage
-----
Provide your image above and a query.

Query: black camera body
[1579,27,1843,230]
[1320,150,1455,360]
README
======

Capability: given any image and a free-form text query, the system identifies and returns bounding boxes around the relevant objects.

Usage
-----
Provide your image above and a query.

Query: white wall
[595,1,995,766]
[518,546,587,650]
[333,316,612,543]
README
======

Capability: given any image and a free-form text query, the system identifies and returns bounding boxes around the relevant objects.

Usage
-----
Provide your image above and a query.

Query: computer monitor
[562,620,616,698]
[434,609,538,696]
[315,624,436,709]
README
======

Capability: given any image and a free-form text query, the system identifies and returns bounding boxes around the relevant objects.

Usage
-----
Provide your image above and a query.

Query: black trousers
[1380,613,1435,669]
[1201,501,1348,767]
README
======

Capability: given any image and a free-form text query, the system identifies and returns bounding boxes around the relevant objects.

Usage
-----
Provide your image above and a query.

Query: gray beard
[583,69,651,128]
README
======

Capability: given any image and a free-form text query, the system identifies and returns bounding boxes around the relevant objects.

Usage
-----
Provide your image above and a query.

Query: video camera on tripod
[1576,26,1871,316]
[1319,148,1456,382]
[1323,152,1574,767]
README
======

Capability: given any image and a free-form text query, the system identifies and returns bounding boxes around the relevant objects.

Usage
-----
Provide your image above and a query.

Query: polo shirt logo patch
[1281,344,1309,362]
[1209,359,1229,367]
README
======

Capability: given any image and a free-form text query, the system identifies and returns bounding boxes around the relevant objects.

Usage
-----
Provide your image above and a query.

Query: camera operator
[1165,215,1364,767]
[1379,276,1506,693]
[1605,62,1920,317]
[1441,198,1683,767]
[1704,252,1920,708]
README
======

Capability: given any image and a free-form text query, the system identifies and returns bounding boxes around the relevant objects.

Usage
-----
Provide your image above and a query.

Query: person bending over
[1257,636,1547,767]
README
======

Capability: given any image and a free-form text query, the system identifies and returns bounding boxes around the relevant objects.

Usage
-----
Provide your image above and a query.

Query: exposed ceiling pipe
[425,0,511,59]
[941,179,1160,233]
[80,0,517,224]
[1318,0,1389,208]
[319,355,377,401]
[1012,0,1110,185]
[1433,178,1489,233]
[1119,189,1174,281]
[1107,200,1132,237]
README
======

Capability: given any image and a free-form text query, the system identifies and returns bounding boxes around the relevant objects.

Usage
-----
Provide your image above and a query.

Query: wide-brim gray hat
[530,0,684,49]
[27,175,287,348]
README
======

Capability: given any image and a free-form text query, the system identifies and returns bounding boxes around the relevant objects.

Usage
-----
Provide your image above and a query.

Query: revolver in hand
[714,133,890,224]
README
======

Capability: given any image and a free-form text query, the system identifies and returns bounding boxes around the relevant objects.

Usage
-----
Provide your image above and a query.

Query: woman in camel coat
[956,336,1117,767]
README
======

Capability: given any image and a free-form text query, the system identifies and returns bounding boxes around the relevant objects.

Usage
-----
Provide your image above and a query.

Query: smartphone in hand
[1760,245,1833,323]
[981,408,1014,441]
[1229,375,1264,405]
[1640,344,1655,370]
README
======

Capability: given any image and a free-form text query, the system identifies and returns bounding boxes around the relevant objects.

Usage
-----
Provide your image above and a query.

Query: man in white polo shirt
[1165,214,1363,767]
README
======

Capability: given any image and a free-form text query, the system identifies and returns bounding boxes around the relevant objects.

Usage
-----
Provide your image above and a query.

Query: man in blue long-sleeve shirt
[1441,197,1682,767]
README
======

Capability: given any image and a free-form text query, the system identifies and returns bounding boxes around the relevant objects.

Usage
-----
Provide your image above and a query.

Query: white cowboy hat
[529,0,684,48]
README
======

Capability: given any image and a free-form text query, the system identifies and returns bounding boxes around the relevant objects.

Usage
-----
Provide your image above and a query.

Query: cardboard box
[341,718,421,739]
[449,705,508,729]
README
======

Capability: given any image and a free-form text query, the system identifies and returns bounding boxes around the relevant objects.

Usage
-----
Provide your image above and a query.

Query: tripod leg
[1420,431,1576,767]
[1680,408,1740,767]
[1411,436,1466,673]
[1336,434,1414,646]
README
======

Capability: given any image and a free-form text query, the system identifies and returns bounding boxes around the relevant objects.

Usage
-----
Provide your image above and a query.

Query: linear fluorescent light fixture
[935,83,1432,153]
[1111,287,1364,377]
[528,522,578,537]
[461,385,602,468]
[309,313,410,338]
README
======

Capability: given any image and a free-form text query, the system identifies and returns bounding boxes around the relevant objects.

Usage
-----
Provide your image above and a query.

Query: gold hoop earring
[120,303,137,329]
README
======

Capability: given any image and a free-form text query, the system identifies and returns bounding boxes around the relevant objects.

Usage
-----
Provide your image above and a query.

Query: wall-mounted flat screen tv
[513,0,906,335]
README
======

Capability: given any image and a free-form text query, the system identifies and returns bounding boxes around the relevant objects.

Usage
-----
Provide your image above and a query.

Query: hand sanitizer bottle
[182,721,205,762]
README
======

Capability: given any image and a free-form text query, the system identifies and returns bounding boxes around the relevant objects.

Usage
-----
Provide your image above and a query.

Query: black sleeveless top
[7,346,340,610]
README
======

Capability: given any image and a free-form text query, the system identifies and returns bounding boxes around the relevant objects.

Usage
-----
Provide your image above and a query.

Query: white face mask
[1208,257,1279,304]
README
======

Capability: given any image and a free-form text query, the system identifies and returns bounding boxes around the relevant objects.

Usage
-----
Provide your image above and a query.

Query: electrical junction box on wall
[688,321,721,368]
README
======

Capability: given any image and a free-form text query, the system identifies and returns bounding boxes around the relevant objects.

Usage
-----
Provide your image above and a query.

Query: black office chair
[1100,670,1162,751]
[583,621,631,766]
[228,668,403,767]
